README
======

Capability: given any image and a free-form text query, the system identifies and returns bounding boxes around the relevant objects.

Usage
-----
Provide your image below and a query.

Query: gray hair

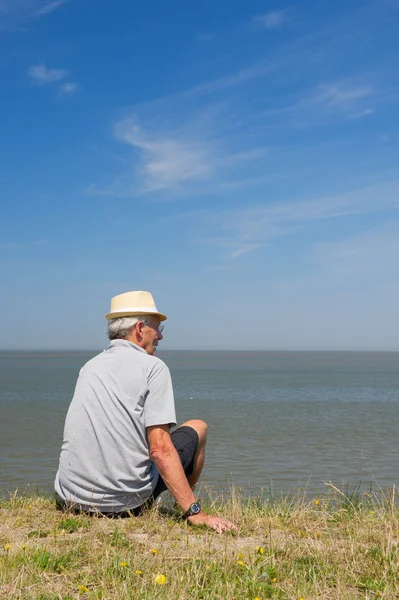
[107,315,154,340]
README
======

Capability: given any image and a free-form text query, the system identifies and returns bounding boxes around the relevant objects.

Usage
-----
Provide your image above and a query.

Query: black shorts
[151,425,199,499]
[56,425,199,518]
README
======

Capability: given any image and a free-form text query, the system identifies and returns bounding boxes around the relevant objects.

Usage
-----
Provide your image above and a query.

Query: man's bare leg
[178,419,207,490]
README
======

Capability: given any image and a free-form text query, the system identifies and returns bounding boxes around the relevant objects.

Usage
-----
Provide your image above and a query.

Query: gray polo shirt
[54,340,176,511]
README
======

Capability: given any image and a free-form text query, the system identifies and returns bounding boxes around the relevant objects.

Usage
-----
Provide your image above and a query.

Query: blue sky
[1,0,399,350]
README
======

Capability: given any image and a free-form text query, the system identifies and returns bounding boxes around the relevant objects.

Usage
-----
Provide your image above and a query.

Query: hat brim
[105,310,167,322]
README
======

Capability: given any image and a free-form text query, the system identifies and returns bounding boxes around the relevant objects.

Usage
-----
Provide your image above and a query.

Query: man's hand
[187,511,237,534]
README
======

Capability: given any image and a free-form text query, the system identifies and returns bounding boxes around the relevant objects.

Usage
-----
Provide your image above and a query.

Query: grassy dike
[1,486,398,600]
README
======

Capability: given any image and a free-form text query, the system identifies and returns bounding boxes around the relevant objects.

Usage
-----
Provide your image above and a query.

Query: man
[55,290,236,534]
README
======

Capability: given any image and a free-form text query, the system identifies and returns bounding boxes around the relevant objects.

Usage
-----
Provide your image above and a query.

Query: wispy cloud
[253,9,289,30]
[197,178,399,258]
[349,108,374,120]
[184,60,281,98]
[58,81,78,95]
[34,0,70,16]
[259,79,376,125]
[28,63,78,96]
[91,110,272,197]
[28,63,68,84]
[127,56,284,111]
[206,240,265,259]
[311,82,374,117]
[0,0,71,25]
[112,120,212,193]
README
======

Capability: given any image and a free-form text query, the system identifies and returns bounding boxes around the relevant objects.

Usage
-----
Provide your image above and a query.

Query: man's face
[140,317,164,355]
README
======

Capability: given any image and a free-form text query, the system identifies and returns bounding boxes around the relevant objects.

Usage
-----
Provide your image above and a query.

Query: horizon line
[0,348,399,353]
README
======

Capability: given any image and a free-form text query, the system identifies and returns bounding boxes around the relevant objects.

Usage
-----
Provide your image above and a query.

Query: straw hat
[105,291,167,321]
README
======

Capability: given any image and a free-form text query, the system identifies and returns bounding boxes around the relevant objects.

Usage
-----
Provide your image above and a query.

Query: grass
[1,485,399,599]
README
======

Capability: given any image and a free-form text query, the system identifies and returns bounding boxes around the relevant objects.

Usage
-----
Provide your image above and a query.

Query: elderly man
[55,290,236,534]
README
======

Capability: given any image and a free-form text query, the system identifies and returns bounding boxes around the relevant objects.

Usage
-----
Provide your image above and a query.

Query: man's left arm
[147,425,237,534]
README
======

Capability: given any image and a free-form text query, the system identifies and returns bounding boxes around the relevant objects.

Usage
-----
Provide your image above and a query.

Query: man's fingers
[213,521,224,534]
[209,517,237,534]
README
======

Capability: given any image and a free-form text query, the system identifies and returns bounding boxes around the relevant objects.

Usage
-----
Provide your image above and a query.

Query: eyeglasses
[143,320,164,334]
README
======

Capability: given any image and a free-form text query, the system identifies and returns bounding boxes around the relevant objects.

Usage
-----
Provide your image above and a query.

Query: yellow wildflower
[4,544,11,551]
[78,585,89,593]
[28,505,32,510]
[236,559,245,566]
[119,561,128,567]
[254,597,263,600]
[154,573,167,585]
[151,548,158,555]
[315,499,320,505]
[271,577,277,583]
[316,531,321,537]
[237,552,244,559]
[134,569,143,575]
[21,544,26,550]
[256,546,265,555]
[370,510,375,515]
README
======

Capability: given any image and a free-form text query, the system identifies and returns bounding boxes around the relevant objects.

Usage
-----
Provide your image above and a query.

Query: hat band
[108,306,159,314]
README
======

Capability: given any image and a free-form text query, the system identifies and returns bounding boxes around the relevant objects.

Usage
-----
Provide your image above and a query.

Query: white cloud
[28,64,77,96]
[348,108,374,120]
[130,57,282,110]
[259,80,376,125]
[214,241,265,259]
[28,63,68,84]
[92,114,271,197]
[112,120,212,192]
[58,81,78,95]
[313,82,374,111]
[187,60,280,97]
[197,178,399,257]
[254,9,289,30]
[34,0,70,16]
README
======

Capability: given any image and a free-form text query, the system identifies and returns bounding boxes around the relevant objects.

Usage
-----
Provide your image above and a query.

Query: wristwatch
[182,501,202,519]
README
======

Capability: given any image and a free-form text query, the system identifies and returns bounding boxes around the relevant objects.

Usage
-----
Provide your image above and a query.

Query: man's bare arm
[147,425,237,533]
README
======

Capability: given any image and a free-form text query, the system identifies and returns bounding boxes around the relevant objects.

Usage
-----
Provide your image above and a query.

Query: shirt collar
[108,339,147,354]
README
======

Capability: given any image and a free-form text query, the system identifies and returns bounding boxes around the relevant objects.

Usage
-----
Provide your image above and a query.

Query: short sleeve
[144,359,177,428]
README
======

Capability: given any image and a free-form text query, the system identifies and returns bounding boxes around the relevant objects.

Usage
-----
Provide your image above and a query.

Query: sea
[1,350,398,498]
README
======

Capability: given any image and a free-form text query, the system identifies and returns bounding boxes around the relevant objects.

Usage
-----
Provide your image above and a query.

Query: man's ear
[135,320,145,339]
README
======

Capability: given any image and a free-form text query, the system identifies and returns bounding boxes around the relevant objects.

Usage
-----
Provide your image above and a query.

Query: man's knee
[180,419,207,444]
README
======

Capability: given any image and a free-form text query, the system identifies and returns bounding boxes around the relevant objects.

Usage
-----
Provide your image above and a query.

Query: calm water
[1,350,398,496]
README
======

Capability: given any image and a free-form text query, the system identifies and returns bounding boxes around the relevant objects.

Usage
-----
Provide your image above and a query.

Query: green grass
[1,485,399,599]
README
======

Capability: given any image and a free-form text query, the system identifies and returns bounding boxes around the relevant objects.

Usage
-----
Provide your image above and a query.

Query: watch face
[191,502,201,515]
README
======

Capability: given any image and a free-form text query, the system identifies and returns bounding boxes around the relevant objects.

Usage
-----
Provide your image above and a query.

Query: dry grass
[1,485,399,599]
